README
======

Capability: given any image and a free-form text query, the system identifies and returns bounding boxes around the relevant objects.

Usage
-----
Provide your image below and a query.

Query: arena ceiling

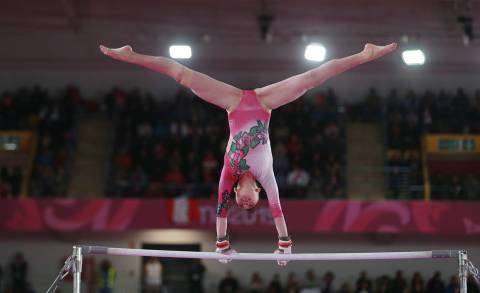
[0,0,479,74]
[1,0,478,44]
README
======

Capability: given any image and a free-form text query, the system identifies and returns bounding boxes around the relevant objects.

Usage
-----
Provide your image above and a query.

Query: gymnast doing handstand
[100,42,397,266]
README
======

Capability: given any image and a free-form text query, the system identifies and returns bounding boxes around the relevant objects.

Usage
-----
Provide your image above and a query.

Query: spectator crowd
[1,251,478,293]
[381,88,480,200]
[0,86,79,198]
[107,88,346,199]
[215,268,478,293]
[2,84,479,201]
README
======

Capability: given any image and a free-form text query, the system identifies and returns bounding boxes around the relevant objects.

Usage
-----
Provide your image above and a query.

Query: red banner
[1,199,479,235]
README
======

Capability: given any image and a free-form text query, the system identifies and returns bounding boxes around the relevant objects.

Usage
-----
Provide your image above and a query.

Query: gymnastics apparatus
[46,246,479,293]
[44,44,480,292]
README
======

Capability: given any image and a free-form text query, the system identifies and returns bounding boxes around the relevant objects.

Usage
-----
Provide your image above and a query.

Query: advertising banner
[1,199,480,235]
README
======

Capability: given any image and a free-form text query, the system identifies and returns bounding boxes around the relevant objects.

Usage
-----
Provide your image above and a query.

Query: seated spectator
[287,163,310,197]
[130,165,149,197]
[301,269,321,293]
[201,151,218,176]
[306,167,324,199]
[324,155,343,197]
[467,275,480,293]
[463,174,480,200]
[97,259,116,293]
[410,272,425,293]
[187,259,206,293]
[445,275,459,293]
[426,271,445,293]
[10,253,28,293]
[286,272,300,293]
[265,274,283,293]
[218,270,239,293]
[247,272,263,293]
[287,135,303,157]
[287,164,310,186]
[356,271,372,293]
[451,176,464,199]
[112,169,131,198]
[389,270,407,293]
[163,165,186,197]
[114,148,133,172]
[143,257,163,293]
[322,271,335,293]
[375,275,390,293]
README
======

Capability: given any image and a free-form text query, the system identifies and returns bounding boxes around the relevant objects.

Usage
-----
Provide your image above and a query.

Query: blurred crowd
[215,269,479,293]
[1,85,480,200]
[0,86,78,198]
[0,166,22,198]
[107,88,345,199]
[363,88,480,200]
[2,251,478,293]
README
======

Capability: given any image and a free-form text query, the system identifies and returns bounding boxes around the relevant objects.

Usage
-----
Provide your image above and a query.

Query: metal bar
[432,250,462,258]
[72,246,83,293]
[77,245,461,261]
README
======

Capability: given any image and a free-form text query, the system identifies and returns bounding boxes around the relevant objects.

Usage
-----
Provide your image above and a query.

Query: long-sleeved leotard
[217,90,283,219]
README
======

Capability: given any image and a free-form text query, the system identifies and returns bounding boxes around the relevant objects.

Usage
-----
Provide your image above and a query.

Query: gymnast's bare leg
[100,42,397,266]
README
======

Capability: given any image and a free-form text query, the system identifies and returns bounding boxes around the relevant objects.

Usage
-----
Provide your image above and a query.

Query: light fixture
[304,43,326,62]
[169,45,192,59]
[401,49,425,66]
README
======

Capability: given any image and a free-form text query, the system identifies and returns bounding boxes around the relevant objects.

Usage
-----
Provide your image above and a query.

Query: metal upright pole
[72,246,83,293]
[459,250,468,293]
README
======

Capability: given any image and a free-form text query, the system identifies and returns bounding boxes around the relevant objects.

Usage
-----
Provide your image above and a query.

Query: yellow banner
[425,134,480,154]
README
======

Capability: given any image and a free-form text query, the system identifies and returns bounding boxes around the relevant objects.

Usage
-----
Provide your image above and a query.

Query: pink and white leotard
[216,90,283,219]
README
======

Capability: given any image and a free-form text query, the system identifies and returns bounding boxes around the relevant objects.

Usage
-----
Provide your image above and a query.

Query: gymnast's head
[234,172,260,210]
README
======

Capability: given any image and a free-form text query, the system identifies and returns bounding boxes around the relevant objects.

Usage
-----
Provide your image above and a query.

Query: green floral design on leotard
[228,120,269,176]
[216,190,231,216]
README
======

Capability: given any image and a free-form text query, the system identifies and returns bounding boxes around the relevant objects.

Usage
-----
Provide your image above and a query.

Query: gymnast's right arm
[99,45,242,111]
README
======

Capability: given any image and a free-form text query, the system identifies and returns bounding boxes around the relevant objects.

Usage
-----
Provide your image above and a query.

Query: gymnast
[100,42,397,266]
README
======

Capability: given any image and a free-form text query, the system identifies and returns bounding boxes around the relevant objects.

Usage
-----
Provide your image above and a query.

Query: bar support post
[459,250,468,293]
[72,246,83,293]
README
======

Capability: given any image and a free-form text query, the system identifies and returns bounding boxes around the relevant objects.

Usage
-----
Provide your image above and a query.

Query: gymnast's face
[234,173,260,210]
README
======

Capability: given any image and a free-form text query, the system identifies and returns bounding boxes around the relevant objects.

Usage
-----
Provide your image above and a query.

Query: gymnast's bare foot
[360,43,398,62]
[99,45,134,62]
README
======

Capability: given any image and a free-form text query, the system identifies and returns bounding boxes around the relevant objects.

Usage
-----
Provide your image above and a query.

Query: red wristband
[216,240,230,250]
[278,239,292,248]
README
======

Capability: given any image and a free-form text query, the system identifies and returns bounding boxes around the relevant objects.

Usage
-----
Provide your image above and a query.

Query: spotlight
[169,45,192,59]
[304,43,326,62]
[401,49,425,66]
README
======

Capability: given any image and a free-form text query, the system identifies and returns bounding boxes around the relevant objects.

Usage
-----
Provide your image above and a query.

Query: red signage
[1,199,479,235]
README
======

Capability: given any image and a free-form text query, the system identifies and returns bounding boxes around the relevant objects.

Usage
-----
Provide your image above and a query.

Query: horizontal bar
[432,250,461,258]
[77,246,461,261]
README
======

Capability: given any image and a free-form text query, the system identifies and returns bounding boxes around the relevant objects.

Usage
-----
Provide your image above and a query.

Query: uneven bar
[77,245,459,261]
